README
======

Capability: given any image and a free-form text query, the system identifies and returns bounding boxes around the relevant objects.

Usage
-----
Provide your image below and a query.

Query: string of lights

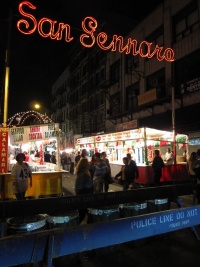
[7,110,53,127]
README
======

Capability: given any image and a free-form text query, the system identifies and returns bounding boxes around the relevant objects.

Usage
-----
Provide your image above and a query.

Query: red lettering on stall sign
[29,132,42,140]
[17,1,175,62]
[96,136,101,142]
[30,126,40,132]
[0,128,8,173]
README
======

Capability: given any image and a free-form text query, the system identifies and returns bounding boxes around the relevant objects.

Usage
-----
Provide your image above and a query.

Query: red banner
[0,127,9,173]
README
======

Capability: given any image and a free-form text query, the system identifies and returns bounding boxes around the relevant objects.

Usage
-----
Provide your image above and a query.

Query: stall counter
[110,162,189,185]
[0,171,68,200]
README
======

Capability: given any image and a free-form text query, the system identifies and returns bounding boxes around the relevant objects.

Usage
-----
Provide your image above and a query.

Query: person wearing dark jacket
[115,156,138,191]
[126,153,139,189]
[152,149,165,186]
[75,158,93,223]
[50,151,56,164]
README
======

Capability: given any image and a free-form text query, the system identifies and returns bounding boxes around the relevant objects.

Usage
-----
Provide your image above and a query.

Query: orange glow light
[17,1,174,62]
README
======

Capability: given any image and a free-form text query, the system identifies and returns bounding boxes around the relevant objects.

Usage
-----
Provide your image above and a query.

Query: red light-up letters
[17,1,174,62]
[17,1,74,42]
[80,17,174,62]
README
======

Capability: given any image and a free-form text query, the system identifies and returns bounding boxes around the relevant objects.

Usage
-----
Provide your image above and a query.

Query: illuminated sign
[9,124,59,144]
[76,137,95,145]
[94,130,141,143]
[0,127,9,174]
[17,1,175,62]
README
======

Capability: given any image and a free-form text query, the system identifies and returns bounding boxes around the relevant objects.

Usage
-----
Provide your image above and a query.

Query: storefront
[76,127,189,185]
[0,123,67,200]
[76,136,95,160]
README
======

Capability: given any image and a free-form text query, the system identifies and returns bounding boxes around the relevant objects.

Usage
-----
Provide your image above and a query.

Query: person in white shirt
[28,150,38,170]
[11,153,32,200]
[164,148,174,165]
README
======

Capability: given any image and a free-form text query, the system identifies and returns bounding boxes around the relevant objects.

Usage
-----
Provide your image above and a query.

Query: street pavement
[60,173,200,267]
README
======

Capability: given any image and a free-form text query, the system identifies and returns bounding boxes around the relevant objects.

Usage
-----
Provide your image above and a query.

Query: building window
[125,54,139,74]
[126,83,139,112]
[146,68,165,98]
[175,51,200,94]
[173,0,199,42]
[145,26,164,60]
[100,68,105,80]
[82,82,88,96]
[109,92,121,115]
[110,60,120,83]
[82,64,87,78]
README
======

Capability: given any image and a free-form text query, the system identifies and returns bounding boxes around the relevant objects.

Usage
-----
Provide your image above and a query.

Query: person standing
[152,149,165,186]
[28,150,38,170]
[81,149,88,159]
[75,149,88,173]
[50,151,57,164]
[164,148,174,165]
[126,153,139,189]
[114,157,128,186]
[187,152,200,204]
[70,152,75,174]
[74,151,81,174]
[75,151,81,165]
[93,152,109,193]
[11,153,32,200]
[75,158,93,223]
[101,151,112,192]
[44,151,51,162]
[24,151,29,162]
[89,154,96,179]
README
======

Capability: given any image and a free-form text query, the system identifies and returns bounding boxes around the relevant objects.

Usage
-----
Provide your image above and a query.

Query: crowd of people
[73,149,139,223]
[10,147,200,215]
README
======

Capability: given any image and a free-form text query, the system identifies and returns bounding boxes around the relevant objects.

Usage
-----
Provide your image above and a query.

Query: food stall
[77,127,189,185]
[0,123,68,200]
[76,136,96,160]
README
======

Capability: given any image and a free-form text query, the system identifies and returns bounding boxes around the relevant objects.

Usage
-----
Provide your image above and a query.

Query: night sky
[0,0,163,120]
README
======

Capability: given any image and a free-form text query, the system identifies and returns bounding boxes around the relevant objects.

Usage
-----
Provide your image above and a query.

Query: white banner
[9,123,59,144]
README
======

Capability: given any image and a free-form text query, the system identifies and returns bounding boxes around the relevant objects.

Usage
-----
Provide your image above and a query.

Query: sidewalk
[61,173,194,207]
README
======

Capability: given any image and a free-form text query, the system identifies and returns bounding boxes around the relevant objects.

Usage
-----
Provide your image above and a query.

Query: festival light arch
[7,110,53,127]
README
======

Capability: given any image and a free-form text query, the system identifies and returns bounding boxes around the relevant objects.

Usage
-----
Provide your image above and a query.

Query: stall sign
[9,124,59,144]
[76,136,95,145]
[95,135,108,142]
[116,120,138,131]
[0,127,9,174]
[189,139,200,145]
[95,130,141,143]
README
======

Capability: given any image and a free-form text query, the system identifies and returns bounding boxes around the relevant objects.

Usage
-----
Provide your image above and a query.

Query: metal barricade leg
[178,196,200,240]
